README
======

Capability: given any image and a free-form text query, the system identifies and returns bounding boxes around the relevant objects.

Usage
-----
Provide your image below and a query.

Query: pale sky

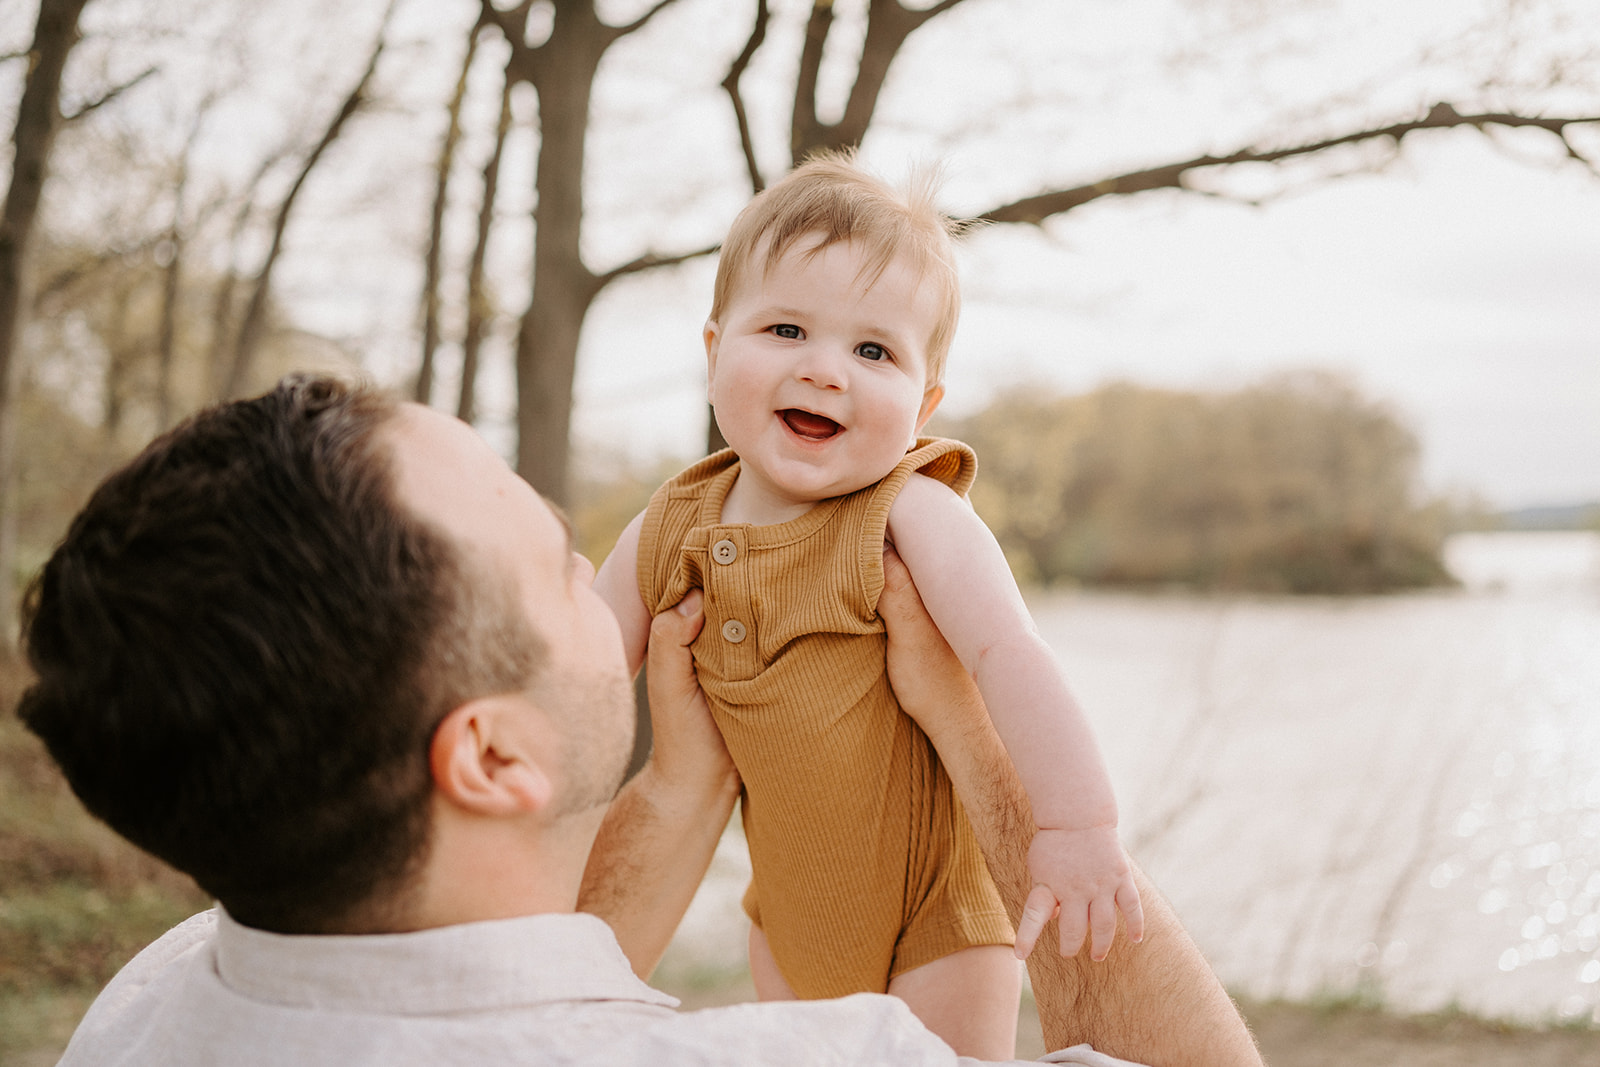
[10,0,1596,509]
[558,0,1600,510]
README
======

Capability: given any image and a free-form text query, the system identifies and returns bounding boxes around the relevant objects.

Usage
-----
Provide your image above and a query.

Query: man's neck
[391,803,601,932]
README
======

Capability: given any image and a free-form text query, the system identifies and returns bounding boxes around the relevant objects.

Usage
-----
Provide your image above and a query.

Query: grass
[1,658,207,1062]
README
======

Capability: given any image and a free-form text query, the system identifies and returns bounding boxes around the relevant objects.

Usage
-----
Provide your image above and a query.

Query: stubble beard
[547,665,636,817]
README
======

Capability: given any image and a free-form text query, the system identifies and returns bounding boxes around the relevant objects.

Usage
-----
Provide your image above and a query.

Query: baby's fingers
[1014,883,1059,960]
[1117,878,1146,945]
[1055,894,1089,960]
[1088,895,1119,961]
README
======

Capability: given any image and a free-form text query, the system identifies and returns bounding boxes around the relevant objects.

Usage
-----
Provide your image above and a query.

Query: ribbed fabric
[638,438,1012,998]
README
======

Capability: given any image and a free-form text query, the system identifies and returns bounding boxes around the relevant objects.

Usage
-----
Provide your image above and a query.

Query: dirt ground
[667,979,1600,1065]
[1014,996,1600,1066]
[1235,999,1600,1067]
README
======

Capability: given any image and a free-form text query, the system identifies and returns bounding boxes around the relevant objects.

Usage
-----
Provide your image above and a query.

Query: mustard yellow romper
[637,437,1013,998]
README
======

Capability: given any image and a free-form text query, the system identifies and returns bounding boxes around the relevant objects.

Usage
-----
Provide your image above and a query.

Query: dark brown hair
[18,375,540,932]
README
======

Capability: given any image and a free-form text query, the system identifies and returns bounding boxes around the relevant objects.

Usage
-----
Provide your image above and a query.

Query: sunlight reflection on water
[658,531,1600,1022]
[1040,530,1600,1022]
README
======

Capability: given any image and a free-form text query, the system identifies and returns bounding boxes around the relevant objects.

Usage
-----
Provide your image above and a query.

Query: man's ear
[429,697,553,817]
[703,320,721,404]
[915,384,945,434]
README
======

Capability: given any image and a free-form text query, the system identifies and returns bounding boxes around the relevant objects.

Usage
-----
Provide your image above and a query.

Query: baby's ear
[703,320,722,402]
[915,384,945,433]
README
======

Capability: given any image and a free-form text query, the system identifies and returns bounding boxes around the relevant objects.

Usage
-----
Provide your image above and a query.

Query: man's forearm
[933,700,1261,1066]
[578,760,739,978]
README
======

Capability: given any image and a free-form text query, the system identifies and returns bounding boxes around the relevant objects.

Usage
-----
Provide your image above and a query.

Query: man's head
[18,376,629,934]
[709,151,966,391]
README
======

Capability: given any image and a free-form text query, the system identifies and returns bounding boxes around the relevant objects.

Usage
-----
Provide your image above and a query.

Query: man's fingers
[881,543,913,592]
[1118,880,1146,945]
[1013,883,1058,960]
[646,590,705,707]
[649,590,704,653]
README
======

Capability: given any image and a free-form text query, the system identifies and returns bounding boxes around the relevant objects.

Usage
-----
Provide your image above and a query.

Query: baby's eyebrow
[753,304,807,321]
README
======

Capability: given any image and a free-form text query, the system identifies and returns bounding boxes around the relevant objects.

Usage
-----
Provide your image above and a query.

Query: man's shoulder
[639,992,968,1064]
[51,913,1059,1066]
[59,910,219,1065]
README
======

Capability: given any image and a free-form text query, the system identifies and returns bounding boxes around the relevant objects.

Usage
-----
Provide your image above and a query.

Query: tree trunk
[416,26,481,406]
[221,7,391,401]
[511,8,611,505]
[0,0,92,637]
[457,65,515,426]
[156,227,184,431]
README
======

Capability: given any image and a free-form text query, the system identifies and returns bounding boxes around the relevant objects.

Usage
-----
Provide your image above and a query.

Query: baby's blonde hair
[710,151,966,389]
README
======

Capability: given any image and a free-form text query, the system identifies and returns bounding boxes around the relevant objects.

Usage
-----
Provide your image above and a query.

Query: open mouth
[780,409,842,440]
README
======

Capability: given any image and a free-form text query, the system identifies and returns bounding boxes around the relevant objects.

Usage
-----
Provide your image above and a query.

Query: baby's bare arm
[887,476,1140,958]
[592,509,654,676]
[879,547,1262,1066]
[886,476,1115,833]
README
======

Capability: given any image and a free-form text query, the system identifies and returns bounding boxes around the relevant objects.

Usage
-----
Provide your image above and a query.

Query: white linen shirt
[58,909,1141,1066]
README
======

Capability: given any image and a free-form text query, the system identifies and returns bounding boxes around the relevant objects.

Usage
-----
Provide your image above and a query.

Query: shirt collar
[214,908,678,1015]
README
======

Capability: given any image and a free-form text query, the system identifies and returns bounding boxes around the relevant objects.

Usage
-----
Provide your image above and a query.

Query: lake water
[658,531,1600,1024]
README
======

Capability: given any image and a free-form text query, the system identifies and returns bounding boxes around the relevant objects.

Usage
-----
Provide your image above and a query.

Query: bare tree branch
[790,0,834,159]
[979,104,1600,225]
[596,242,720,287]
[205,143,295,394]
[156,96,218,430]
[62,65,158,122]
[30,234,164,309]
[476,0,527,43]
[457,61,516,425]
[416,24,483,405]
[833,0,970,150]
[721,0,770,194]
[613,0,683,38]
[0,0,92,638]
[221,0,397,400]
[791,0,971,161]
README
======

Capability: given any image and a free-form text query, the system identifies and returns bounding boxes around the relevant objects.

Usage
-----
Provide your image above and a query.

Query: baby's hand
[1014,825,1144,962]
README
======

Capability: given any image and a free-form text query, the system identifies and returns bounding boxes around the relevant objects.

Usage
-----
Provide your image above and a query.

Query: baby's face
[705,236,944,524]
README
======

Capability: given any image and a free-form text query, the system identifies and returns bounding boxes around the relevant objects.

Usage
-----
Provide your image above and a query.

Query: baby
[594,154,1142,1058]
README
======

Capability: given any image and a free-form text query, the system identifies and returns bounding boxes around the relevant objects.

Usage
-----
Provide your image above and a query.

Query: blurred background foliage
[0,657,208,1058]
[949,373,1451,594]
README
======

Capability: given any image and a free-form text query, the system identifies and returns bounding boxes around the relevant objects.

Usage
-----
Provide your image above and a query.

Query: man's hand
[1016,825,1145,961]
[578,590,738,978]
[643,590,736,795]
[881,543,992,755]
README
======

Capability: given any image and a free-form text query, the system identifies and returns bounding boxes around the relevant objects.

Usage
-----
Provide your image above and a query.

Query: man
[20,375,1262,1065]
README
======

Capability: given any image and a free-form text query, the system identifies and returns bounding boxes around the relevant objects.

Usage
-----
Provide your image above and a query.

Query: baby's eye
[856,342,889,362]
[770,324,802,339]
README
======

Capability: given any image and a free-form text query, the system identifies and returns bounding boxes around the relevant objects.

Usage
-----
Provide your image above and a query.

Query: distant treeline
[1485,502,1600,532]
[944,373,1452,594]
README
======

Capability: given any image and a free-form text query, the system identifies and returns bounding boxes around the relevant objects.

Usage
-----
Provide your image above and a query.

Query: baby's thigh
[886,945,1021,1059]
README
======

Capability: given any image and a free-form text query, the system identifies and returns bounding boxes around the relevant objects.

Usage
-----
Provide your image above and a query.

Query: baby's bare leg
[887,945,1021,1060]
[747,925,798,1000]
